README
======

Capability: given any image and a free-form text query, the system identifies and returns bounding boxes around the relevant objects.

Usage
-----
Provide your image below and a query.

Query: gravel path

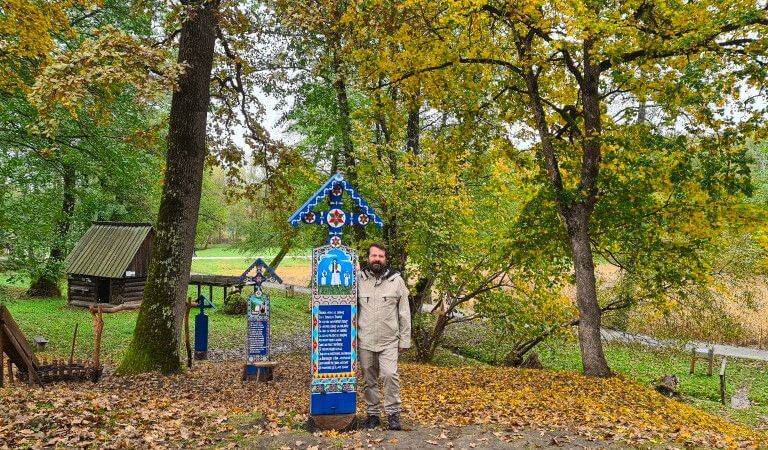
[207,331,311,362]
[601,328,768,362]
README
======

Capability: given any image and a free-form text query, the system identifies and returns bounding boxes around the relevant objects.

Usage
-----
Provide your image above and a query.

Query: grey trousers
[359,347,401,415]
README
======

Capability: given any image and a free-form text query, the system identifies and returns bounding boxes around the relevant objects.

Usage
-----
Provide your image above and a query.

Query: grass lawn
[0,279,310,364]
[191,256,309,277]
[194,243,313,258]
[190,243,311,279]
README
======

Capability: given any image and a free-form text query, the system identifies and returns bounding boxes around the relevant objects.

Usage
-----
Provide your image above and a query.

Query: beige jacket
[357,268,411,352]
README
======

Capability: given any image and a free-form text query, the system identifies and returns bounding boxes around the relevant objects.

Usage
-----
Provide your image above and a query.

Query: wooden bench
[689,347,715,376]
[242,361,278,382]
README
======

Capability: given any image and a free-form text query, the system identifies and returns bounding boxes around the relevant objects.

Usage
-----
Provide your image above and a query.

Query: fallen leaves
[400,364,767,447]
[0,354,765,448]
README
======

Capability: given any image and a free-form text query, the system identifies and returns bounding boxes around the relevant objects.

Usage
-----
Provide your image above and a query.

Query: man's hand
[399,347,409,353]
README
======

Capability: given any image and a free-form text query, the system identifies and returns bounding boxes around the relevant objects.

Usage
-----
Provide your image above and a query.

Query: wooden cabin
[65,222,154,306]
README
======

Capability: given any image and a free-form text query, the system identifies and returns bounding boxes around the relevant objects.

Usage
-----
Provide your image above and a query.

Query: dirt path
[239,424,633,449]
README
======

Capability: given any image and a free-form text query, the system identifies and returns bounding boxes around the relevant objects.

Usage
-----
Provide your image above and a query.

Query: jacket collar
[361,267,400,282]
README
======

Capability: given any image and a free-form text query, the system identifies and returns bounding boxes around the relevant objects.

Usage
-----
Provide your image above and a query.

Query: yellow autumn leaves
[400,363,766,447]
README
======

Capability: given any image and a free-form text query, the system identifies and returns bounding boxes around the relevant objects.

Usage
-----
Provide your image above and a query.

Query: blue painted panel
[247,317,268,360]
[317,305,352,374]
[310,392,357,415]
[194,314,208,353]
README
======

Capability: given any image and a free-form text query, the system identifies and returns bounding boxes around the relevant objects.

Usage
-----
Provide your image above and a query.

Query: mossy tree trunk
[117,0,219,375]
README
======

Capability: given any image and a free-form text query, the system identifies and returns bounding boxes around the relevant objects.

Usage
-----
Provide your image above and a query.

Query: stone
[731,386,750,410]
[519,353,543,369]
[655,374,679,397]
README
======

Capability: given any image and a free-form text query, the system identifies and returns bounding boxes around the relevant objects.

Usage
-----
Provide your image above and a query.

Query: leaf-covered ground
[1,352,765,449]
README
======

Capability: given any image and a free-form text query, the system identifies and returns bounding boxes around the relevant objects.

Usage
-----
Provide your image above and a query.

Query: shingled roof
[66,222,153,278]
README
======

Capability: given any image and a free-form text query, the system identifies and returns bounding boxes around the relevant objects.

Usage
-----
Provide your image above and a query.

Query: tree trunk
[566,205,611,377]
[332,62,366,244]
[520,36,611,377]
[406,96,420,155]
[28,163,75,297]
[270,229,295,269]
[569,38,610,377]
[117,0,219,375]
[417,313,448,363]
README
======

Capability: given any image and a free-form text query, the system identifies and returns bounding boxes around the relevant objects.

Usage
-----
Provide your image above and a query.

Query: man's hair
[367,242,388,259]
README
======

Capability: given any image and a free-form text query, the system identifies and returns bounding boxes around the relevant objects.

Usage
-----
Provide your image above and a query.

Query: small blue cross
[238,258,282,296]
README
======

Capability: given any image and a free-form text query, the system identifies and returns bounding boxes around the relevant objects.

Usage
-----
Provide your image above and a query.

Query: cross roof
[288,173,384,228]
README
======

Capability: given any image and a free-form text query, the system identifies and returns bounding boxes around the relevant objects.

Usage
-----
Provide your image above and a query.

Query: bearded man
[357,243,411,430]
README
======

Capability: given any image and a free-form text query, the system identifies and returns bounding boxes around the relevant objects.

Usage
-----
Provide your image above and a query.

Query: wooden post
[707,348,714,376]
[6,360,12,384]
[69,323,79,365]
[690,348,696,374]
[26,360,37,385]
[719,357,727,405]
[223,286,227,301]
[209,285,213,303]
[91,306,104,371]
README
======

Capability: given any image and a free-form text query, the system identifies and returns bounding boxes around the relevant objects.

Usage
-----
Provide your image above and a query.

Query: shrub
[221,290,247,315]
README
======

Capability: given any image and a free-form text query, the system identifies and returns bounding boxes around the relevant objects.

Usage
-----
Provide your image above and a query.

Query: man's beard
[369,262,386,274]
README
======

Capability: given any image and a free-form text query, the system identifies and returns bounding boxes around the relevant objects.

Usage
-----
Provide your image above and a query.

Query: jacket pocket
[383,295,399,305]
[382,296,400,334]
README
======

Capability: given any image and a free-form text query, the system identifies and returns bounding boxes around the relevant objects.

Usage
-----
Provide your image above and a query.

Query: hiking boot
[362,415,381,429]
[387,413,402,430]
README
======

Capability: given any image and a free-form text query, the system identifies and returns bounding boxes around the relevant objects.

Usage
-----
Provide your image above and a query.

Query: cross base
[308,413,357,431]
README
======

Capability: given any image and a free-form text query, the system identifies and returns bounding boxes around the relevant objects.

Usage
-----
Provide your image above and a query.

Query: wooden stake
[0,321,4,388]
[7,360,12,384]
[26,359,37,385]
[69,323,79,365]
[91,306,104,370]
[185,299,193,369]
[719,357,727,405]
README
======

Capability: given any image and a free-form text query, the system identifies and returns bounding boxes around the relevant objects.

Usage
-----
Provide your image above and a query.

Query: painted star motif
[327,209,346,226]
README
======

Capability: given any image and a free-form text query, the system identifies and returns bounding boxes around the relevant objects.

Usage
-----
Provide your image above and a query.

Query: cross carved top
[288,173,383,245]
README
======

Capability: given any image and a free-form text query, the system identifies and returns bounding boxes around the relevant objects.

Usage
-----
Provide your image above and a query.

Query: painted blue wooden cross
[238,258,283,296]
[241,258,282,382]
[288,173,384,246]
[288,172,384,429]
